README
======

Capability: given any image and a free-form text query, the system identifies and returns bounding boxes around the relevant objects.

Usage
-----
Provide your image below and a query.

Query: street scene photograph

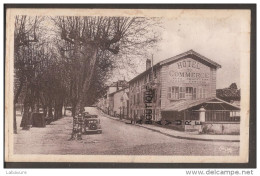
[4,8,251,163]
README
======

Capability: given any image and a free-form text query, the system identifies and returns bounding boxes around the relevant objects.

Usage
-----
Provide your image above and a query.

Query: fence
[184,110,240,122]
[184,111,200,120]
[205,110,240,122]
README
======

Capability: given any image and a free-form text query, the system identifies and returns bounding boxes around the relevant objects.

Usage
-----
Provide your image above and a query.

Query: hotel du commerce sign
[167,58,211,85]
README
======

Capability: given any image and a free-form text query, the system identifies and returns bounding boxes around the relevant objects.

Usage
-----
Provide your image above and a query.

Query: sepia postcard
[4,5,253,165]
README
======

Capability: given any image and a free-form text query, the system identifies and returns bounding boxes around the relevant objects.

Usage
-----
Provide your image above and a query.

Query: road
[14,107,239,155]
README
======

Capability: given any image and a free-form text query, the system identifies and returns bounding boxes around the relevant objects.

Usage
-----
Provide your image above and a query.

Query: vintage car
[82,113,102,134]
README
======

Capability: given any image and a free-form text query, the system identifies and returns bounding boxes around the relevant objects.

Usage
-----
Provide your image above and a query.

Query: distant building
[110,88,129,118]
[97,80,128,115]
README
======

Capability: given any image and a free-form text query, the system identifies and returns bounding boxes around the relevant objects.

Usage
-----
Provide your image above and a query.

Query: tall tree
[53,16,160,116]
[14,15,42,133]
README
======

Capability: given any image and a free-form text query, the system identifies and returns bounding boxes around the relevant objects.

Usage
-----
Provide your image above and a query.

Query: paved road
[14,107,239,155]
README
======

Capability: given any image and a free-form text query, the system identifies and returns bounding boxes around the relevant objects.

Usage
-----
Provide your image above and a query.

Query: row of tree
[13,15,160,135]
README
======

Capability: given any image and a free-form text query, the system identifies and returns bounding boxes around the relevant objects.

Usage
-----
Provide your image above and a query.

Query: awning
[161,97,240,112]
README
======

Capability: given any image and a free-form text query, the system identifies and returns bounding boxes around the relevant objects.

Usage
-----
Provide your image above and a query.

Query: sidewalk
[100,111,240,142]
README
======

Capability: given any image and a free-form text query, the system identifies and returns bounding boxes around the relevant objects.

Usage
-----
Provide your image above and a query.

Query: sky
[17,9,249,89]
[113,10,250,89]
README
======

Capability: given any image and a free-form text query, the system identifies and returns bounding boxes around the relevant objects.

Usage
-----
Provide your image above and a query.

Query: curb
[102,113,240,143]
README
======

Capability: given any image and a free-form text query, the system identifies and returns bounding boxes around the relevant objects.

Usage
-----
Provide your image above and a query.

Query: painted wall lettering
[168,58,211,84]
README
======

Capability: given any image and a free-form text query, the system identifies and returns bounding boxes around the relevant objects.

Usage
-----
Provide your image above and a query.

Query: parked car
[82,114,102,134]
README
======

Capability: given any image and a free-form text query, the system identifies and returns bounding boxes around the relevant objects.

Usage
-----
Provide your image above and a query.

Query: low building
[128,50,240,134]
[97,80,128,115]
[110,88,129,118]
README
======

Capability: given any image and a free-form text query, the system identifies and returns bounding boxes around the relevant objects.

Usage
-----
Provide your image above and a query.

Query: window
[199,88,202,99]
[167,87,171,99]
[172,87,179,99]
[202,88,206,98]
[186,87,193,99]
[167,87,179,100]
[193,88,197,99]
[198,88,206,99]
[168,86,206,100]
[179,87,186,99]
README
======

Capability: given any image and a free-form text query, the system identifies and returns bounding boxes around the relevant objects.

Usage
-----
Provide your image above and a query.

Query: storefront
[161,97,240,134]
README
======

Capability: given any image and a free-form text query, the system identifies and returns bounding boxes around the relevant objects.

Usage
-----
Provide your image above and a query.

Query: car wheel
[90,123,97,130]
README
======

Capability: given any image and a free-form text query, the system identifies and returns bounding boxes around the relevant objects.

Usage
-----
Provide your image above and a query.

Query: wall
[107,87,117,95]
[202,122,240,135]
[113,91,124,115]
[161,57,217,109]
[210,68,217,97]
[107,86,126,115]
[128,68,162,121]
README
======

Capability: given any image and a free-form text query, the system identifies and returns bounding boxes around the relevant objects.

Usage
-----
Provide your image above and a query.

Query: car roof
[86,118,99,120]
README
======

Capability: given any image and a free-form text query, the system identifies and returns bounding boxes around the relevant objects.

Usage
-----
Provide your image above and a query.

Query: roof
[162,97,240,112]
[128,63,160,83]
[129,50,221,83]
[109,80,129,87]
[160,50,221,68]
[109,87,129,96]
[162,98,212,112]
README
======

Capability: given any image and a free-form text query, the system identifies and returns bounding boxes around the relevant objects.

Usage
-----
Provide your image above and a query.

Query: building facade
[97,80,128,115]
[110,88,129,118]
[128,50,240,133]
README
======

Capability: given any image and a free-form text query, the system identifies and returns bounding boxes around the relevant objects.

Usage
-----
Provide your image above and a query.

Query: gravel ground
[14,107,239,155]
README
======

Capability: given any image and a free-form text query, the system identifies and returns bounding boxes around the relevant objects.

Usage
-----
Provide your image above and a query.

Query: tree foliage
[13,15,161,136]
[53,16,160,115]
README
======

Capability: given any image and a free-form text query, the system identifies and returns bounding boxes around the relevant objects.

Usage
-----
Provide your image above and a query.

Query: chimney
[146,59,151,70]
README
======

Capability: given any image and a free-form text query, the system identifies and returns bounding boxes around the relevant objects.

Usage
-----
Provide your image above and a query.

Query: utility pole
[151,54,154,82]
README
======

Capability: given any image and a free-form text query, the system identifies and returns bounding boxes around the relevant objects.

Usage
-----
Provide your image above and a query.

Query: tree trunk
[20,87,32,130]
[20,104,30,130]
[35,100,39,113]
[54,97,63,120]
[13,103,17,134]
[43,105,47,117]
[72,102,76,117]
[47,99,53,118]
[13,79,24,134]
[47,106,53,118]
[64,106,66,116]
[75,47,98,115]
[39,93,47,117]
[54,100,58,120]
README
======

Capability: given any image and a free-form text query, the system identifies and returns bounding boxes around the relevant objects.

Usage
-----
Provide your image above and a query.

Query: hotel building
[128,50,240,133]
